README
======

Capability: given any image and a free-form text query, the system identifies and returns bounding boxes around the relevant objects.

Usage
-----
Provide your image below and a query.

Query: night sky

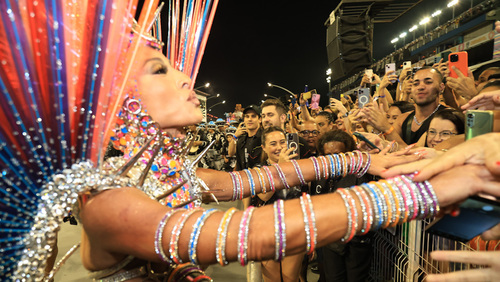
[196,1,341,118]
[161,0,468,119]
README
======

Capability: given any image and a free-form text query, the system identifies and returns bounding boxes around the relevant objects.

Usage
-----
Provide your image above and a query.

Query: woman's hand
[426,250,500,282]
[278,147,297,163]
[461,90,500,111]
[367,151,420,176]
[381,133,500,181]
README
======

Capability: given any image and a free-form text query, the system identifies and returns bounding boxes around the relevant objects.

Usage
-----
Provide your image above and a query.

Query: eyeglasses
[427,129,456,140]
[299,130,319,137]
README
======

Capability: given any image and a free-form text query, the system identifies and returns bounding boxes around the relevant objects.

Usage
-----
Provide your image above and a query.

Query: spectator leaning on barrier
[359,67,448,147]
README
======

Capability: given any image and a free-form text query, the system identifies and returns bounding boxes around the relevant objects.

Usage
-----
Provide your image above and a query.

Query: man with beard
[360,67,447,146]
[261,98,312,158]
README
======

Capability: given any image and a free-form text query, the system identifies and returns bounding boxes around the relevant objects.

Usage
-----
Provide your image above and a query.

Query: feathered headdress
[0,0,218,280]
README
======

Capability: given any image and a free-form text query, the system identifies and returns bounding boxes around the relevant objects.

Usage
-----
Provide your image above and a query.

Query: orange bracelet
[383,126,394,136]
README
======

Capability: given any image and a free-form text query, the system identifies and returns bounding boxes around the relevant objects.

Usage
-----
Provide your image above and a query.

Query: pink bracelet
[238,206,256,266]
[262,166,275,192]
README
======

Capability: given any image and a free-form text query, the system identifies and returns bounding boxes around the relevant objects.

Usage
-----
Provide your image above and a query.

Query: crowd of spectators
[187,30,500,280]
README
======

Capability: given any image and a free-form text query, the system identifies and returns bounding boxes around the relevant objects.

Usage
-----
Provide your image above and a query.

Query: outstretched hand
[461,89,500,111]
[381,133,500,182]
[427,250,500,282]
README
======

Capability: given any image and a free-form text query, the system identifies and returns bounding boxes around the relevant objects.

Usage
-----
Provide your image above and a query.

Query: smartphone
[311,94,320,109]
[353,132,380,151]
[448,51,468,78]
[357,88,370,108]
[385,63,396,83]
[365,69,373,80]
[303,91,312,100]
[426,196,500,242]
[441,51,451,62]
[287,133,300,160]
[434,57,441,64]
[403,61,411,70]
[465,110,500,140]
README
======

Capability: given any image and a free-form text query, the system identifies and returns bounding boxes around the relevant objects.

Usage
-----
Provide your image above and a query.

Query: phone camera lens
[450,55,458,62]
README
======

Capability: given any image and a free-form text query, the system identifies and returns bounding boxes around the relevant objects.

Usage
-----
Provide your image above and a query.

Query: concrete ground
[54,200,318,281]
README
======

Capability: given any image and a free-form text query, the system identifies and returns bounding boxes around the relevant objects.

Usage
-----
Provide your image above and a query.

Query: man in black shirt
[228,104,262,170]
[360,67,447,146]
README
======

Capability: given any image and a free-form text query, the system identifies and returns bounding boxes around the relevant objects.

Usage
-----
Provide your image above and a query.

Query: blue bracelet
[244,169,256,197]
[189,209,217,264]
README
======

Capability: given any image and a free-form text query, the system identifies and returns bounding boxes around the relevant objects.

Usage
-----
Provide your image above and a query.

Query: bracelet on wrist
[383,126,394,136]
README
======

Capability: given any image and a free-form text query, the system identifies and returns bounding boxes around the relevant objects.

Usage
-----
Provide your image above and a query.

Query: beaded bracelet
[390,176,416,221]
[262,165,276,192]
[229,172,238,201]
[422,180,440,215]
[356,152,371,178]
[401,175,425,219]
[299,193,316,255]
[381,180,402,227]
[338,189,358,242]
[274,199,286,261]
[291,160,306,186]
[362,183,383,230]
[352,186,372,235]
[373,182,393,229]
[416,181,432,218]
[273,164,290,190]
[236,172,245,200]
[319,156,329,179]
[244,169,256,197]
[169,208,203,264]
[387,177,409,224]
[311,157,321,181]
[254,167,267,194]
[340,154,348,177]
[304,194,317,254]
[238,206,256,266]
[155,209,183,263]
[352,151,363,175]
[347,152,355,174]
[216,208,237,266]
[326,155,336,178]
[189,209,218,265]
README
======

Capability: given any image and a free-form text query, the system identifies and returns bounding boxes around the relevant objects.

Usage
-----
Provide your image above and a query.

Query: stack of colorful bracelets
[228,151,371,201]
[154,174,440,267]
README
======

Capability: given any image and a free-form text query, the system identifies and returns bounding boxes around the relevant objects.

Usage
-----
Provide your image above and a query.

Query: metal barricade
[370,219,479,281]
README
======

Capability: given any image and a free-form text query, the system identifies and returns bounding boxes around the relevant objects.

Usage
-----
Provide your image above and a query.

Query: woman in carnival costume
[1,1,500,281]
